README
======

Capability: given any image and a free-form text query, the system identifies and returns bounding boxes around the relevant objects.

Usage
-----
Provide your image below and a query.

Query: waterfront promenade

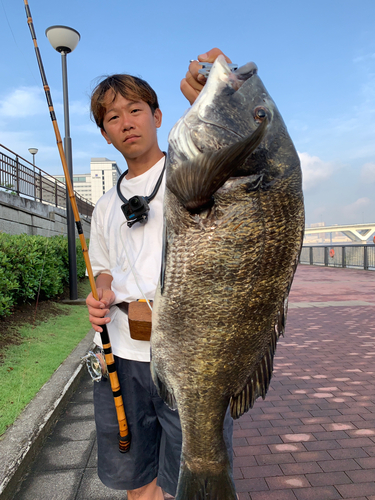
[14,265,375,499]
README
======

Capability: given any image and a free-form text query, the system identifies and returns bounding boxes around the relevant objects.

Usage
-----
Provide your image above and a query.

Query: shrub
[0,234,87,317]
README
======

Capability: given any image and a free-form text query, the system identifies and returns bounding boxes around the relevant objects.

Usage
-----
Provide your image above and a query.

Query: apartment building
[54,157,121,205]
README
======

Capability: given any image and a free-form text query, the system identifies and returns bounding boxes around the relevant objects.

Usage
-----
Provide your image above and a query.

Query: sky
[0,0,375,227]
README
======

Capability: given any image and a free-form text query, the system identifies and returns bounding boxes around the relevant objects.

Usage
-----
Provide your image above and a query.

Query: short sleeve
[87,204,112,277]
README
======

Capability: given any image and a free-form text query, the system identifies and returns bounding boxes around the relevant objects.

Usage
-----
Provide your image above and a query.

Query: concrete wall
[0,191,91,238]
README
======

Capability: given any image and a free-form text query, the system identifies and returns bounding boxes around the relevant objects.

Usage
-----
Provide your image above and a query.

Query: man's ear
[101,128,112,144]
[154,108,162,129]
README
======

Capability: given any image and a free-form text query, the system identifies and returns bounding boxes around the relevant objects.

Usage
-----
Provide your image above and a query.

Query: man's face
[101,91,162,161]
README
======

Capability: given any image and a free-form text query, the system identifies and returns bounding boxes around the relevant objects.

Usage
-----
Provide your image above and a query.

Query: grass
[0,279,92,436]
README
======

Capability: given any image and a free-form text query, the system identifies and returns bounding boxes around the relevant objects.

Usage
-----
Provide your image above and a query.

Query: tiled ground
[16,265,375,500]
[234,266,375,500]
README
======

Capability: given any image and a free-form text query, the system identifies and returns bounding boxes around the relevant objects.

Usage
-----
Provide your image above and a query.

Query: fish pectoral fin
[150,360,178,410]
[230,296,287,419]
[166,118,268,212]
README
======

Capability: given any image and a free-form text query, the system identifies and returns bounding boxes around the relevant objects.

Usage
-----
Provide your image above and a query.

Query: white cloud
[0,86,89,122]
[298,152,338,192]
[306,197,374,226]
[360,162,375,184]
[69,100,90,116]
[0,86,46,118]
[341,197,372,222]
[353,53,375,65]
[74,122,99,134]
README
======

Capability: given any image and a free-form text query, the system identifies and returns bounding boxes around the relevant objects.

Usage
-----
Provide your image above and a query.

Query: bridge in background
[305,223,375,242]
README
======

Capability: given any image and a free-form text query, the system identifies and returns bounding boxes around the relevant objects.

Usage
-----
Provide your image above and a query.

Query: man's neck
[125,148,164,179]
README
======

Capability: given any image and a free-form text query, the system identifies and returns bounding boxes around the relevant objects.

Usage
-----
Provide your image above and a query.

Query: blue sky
[1,0,375,226]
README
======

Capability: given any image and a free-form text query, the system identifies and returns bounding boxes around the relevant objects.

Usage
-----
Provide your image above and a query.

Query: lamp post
[46,25,80,300]
[28,147,38,166]
[28,147,38,199]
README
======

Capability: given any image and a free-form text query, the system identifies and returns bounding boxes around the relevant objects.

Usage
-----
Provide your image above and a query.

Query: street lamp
[28,147,38,166]
[46,25,80,300]
[28,147,38,200]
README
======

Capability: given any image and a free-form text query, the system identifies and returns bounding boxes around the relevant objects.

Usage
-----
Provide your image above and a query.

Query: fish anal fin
[230,297,287,420]
[230,347,274,420]
[167,118,268,212]
[150,360,177,410]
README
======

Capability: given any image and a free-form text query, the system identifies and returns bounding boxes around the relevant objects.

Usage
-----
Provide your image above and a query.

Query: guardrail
[0,144,94,217]
[300,245,375,271]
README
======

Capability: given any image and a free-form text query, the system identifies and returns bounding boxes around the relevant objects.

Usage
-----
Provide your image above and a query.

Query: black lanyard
[116,154,166,228]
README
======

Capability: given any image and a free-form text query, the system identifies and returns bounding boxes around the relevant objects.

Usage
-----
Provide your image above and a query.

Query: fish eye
[254,107,268,122]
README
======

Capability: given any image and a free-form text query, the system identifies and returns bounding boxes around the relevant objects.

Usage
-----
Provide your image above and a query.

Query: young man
[86,49,233,500]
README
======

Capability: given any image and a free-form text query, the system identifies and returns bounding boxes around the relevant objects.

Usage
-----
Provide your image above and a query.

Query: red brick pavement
[234,265,375,500]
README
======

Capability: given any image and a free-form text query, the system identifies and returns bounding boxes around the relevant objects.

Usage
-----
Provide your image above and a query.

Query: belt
[116,300,153,313]
[116,302,129,314]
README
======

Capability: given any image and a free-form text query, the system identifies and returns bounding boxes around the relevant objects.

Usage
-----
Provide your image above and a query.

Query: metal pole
[33,155,36,200]
[61,51,77,300]
[364,245,368,271]
[15,155,20,194]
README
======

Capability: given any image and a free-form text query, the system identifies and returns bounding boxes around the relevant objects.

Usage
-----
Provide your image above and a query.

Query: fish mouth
[168,56,259,161]
[195,58,258,135]
[195,56,258,112]
[229,61,258,89]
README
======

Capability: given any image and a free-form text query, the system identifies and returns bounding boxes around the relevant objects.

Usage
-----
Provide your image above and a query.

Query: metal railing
[300,245,375,271]
[0,144,94,217]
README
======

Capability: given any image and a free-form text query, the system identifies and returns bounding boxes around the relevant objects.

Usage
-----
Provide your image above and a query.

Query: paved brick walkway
[15,265,375,500]
[234,265,375,500]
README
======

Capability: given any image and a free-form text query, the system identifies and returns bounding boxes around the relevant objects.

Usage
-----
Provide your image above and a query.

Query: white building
[90,158,122,204]
[54,158,121,205]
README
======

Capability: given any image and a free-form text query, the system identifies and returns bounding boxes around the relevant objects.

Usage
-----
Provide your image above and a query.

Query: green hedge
[0,234,87,317]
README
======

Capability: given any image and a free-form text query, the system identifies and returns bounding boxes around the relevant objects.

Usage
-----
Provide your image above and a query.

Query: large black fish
[151,55,304,500]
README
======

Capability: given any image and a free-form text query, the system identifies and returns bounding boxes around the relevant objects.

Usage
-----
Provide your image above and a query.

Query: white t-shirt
[89,156,165,362]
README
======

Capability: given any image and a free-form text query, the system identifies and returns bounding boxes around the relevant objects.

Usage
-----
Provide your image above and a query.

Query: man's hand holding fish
[180,47,232,104]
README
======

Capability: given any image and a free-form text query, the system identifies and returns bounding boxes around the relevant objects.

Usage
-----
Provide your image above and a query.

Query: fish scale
[151,55,304,500]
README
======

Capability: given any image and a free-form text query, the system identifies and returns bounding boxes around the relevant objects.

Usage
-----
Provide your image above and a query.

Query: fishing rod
[23,0,130,453]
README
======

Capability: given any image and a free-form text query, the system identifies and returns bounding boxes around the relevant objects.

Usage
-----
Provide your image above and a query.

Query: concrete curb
[61,298,87,306]
[0,329,95,500]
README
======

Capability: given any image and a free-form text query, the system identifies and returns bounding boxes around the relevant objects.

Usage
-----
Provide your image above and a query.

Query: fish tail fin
[175,460,237,500]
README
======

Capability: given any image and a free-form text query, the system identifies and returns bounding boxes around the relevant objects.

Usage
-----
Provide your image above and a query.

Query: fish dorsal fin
[230,297,287,419]
[167,118,267,212]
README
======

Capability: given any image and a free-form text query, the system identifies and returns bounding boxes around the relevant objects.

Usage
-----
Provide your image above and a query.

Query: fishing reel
[81,347,108,382]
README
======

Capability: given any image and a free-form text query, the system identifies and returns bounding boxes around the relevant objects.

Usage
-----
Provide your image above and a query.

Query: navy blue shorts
[93,356,233,496]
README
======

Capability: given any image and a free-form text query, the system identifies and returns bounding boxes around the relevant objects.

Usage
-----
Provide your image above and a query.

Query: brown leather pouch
[128,300,153,341]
